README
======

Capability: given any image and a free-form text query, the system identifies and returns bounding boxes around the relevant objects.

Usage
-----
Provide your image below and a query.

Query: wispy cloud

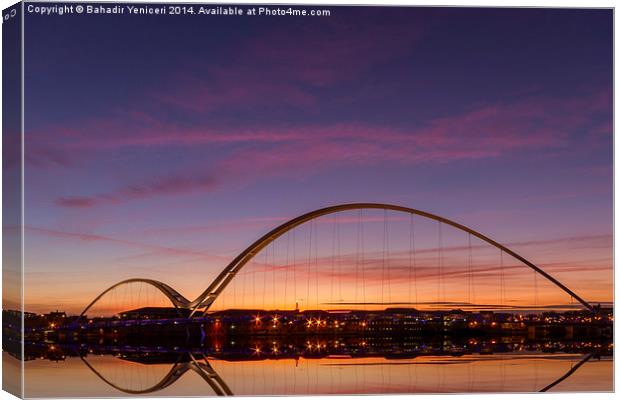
[42,79,609,208]
[23,226,225,261]
[56,175,218,208]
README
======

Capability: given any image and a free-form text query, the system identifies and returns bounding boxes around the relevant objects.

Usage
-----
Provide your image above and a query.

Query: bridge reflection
[18,338,611,395]
[81,352,233,395]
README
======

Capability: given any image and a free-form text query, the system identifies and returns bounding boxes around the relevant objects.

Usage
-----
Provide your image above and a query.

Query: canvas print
[2,2,613,397]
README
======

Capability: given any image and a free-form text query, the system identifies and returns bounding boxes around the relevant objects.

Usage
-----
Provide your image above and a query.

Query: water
[5,344,613,397]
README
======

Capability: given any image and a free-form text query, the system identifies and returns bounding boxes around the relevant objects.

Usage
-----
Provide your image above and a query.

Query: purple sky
[16,6,612,313]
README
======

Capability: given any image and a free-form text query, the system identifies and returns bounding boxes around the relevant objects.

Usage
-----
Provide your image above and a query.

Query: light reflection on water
[10,351,612,397]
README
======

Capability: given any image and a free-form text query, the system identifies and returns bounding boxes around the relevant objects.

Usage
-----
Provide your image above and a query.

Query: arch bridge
[80,203,594,319]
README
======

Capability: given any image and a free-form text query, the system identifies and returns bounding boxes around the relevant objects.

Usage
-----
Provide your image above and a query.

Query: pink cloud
[24,226,225,262]
[134,217,289,239]
[56,175,218,208]
[49,87,607,151]
[56,197,102,208]
[37,85,608,152]
[1,134,70,170]
[50,88,609,207]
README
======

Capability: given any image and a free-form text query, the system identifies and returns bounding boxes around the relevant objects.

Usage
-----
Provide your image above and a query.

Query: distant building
[45,311,66,320]
[119,307,188,320]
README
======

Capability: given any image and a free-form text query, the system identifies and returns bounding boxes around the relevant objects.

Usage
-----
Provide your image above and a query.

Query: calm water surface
[7,351,612,397]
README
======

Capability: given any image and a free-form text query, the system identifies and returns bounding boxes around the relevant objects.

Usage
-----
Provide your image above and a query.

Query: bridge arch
[80,353,232,395]
[190,203,593,315]
[80,356,188,395]
[80,203,593,318]
[79,278,192,318]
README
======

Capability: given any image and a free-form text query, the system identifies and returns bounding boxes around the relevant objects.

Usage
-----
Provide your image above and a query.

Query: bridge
[80,203,594,319]
[80,351,232,395]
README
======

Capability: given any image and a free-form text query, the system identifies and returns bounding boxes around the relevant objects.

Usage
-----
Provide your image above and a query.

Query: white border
[0,1,615,400]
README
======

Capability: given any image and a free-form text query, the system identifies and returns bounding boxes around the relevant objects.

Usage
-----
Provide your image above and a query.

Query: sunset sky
[14,6,612,314]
